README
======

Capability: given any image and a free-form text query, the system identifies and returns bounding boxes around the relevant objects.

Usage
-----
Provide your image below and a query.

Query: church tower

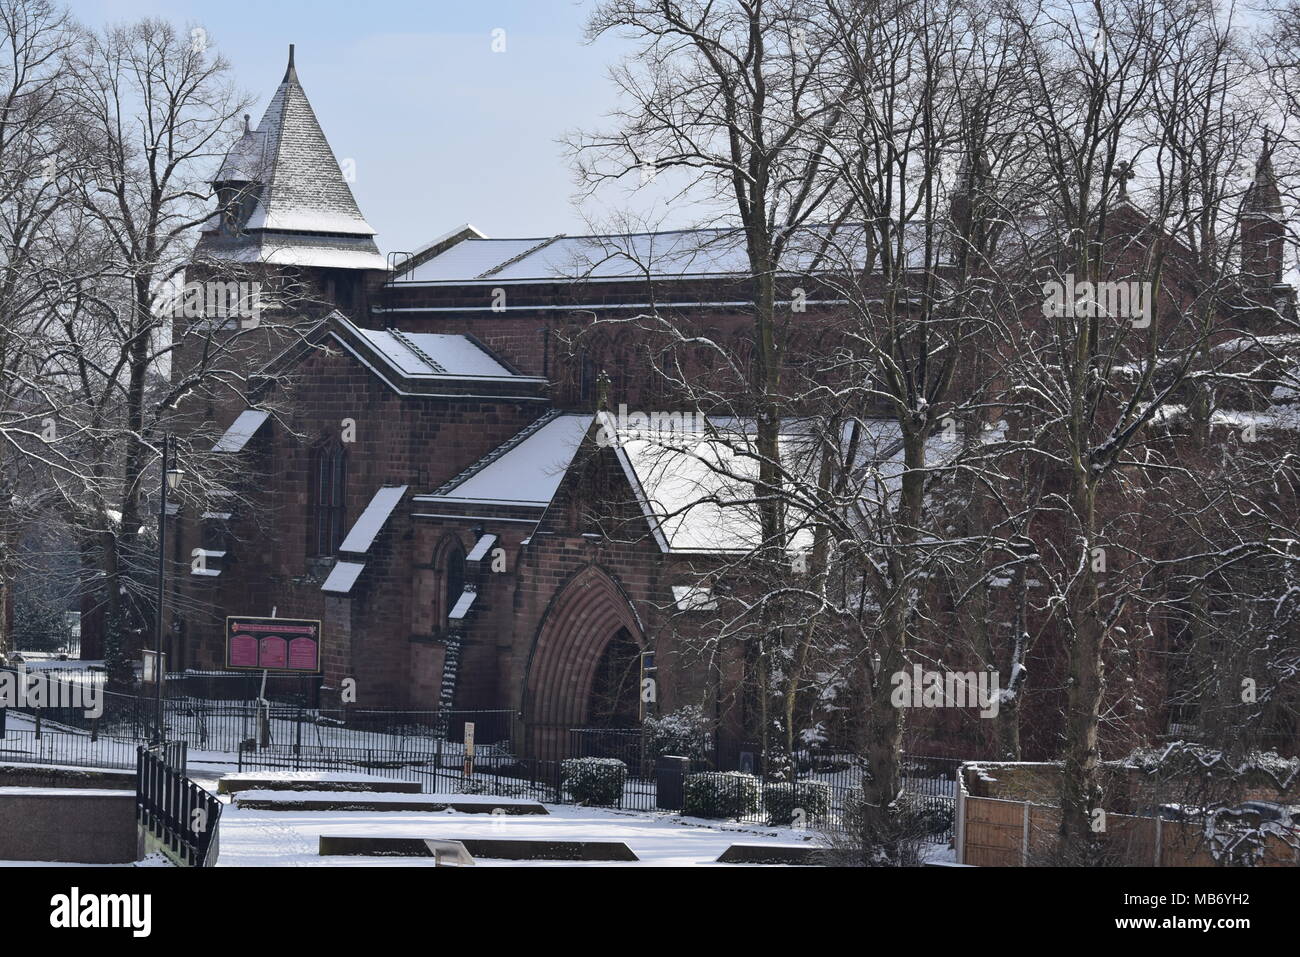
[1238,136,1294,327]
[194,45,386,315]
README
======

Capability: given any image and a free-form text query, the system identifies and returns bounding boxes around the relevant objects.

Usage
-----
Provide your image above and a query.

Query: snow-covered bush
[643,705,713,760]
[457,777,532,798]
[561,757,626,806]
[684,771,760,818]
[763,781,831,826]
[11,594,72,654]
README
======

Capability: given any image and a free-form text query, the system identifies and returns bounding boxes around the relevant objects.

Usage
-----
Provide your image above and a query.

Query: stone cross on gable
[1116,160,1135,199]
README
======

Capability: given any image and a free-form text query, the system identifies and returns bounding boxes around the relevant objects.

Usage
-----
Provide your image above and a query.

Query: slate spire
[196,44,384,271]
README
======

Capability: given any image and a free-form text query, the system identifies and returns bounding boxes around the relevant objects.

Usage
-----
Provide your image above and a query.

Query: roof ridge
[475,233,567,279]
[430,410,567,494]
[387,327,447,374]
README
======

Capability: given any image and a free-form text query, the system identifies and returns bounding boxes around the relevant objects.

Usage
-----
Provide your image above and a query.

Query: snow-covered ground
[190,767,835,867]
[215,801,826,867]
[232,789,542,805]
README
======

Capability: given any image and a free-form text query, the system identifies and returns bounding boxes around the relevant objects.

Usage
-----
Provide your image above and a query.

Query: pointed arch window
[444,542,466,628]
[310,444,347,557]
[433,536,466,631]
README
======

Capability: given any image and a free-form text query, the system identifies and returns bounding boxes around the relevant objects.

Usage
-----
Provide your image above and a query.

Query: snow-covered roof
[616,416,960,554]
[215,125,267,184]
[338,486,408,554]
[448,589,477,620]
[1154,403,1300,431]
[258,312,547,400]
[1211,332,1300,354]
[401,223,487,264]
[211,236,387,271]
[417,411,963,551]
[197,46,383,272]
[465,534,498,563]
[354,330,514,378]
[393,224,931,285]
[232,48,374,237]
[615,421,827,553]
[419,412,593,507]
[672,585,717,611]
[321,560,365,595]
[212,410,271,453]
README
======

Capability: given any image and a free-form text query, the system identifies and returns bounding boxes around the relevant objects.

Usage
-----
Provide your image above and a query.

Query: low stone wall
[318,835,639,861]
[217,773,422,795]
[0,788,139,864]
[0,763,136,790]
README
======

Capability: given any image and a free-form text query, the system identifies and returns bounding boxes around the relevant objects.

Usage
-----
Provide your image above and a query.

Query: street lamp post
[154,432,185,745]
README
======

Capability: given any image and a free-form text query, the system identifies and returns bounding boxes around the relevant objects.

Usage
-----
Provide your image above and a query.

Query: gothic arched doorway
[522,566,643,760]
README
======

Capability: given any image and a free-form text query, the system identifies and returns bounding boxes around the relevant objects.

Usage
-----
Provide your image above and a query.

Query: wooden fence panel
[963,797,1025,867]
[962,793,1299,867]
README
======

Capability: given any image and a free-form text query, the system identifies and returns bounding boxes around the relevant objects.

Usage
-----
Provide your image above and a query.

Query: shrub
[763,780,832,826]
[684,771,760,819]
[829,788,939,866]
[643,705,713,760]
[561,757,626,806]
[11,595,72,654]
[457,777,532,798]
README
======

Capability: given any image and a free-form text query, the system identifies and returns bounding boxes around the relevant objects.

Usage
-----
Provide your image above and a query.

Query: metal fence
[233,741,959,840]
[0,727,141,769]
[0,664,959,841]
[0,667,514,755]
[136,745,222,867]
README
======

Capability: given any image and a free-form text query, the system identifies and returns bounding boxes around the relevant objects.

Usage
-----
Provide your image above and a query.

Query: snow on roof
[1154,403,1300,431]
[338,486,408,554]
[465,534,498,563]
[617,423,821,552]
[1212,332,1300,354]
[215,128,267,184]
[354,330,514,378]
[672,585,717,611]
[198,48,383,272]
[422,413,593,506]
[402,223,488,262]
[321,560,366,595]
[616,416,958,553]
[212,410,271,453]
[420,410,964,549]
[231,54,375,237]
[394,224,930,284]
[246,208,377,235]
[210,235,387,271]
[448,589,477,620]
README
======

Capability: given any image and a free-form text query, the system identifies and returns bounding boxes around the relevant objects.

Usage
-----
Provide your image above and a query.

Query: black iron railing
[136,745,222,867]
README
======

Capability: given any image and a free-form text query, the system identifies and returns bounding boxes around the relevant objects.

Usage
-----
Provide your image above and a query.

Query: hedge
[561,757,626,806]
[763,781,832,826]
[684,771,760,818]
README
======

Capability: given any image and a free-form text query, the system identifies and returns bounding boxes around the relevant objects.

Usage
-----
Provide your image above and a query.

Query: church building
[167,47,1298,764]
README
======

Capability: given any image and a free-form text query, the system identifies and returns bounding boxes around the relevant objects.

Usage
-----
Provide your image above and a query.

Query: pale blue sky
[69,0,686,254]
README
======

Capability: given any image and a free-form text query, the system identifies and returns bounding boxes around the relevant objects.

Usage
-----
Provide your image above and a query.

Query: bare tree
[571,0,846,774]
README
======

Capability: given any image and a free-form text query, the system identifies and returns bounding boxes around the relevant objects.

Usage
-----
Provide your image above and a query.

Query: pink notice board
[224,617,321,673]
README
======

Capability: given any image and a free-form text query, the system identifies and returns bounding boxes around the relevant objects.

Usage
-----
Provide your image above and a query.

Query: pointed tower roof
[1243,133,1283,220]
[197,45,384,271]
